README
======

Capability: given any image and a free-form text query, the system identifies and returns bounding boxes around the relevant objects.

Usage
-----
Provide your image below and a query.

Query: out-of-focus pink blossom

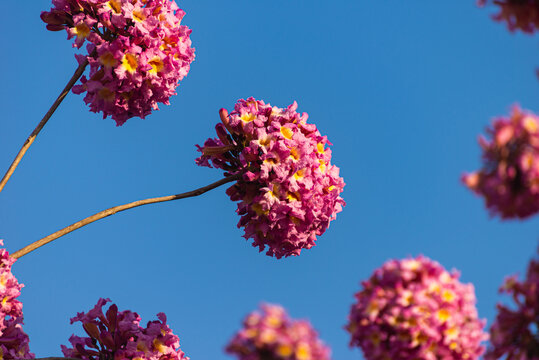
[346,256,488,360]
[478,0,539,33]
[41,0,195,125]
[462,106,539,219]
[0,241,33,359]
[485,250,539,360]
[195,98,345,259]
[62,298,188,360]
[226,304,331,360]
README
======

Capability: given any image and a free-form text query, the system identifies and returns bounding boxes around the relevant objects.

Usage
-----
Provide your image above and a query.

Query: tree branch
[0,56,90,194]
[11,174,241,259]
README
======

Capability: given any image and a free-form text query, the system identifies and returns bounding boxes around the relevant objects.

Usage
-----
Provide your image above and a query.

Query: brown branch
[0,57,90,194]
[11,174,241,259]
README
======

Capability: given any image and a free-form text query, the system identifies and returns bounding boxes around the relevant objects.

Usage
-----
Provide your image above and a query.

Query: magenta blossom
[62,298,188,360]
[41,0,195,125]
[346,256,488,360]
[485,250,539,360]
[0,241,33,360]
[478,0,539,33]
[226,303,331,360]
[462,106,539,219]
[196,98,345,259]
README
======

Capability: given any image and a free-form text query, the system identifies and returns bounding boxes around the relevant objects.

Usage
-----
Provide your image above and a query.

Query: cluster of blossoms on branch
[478,0,539,33]
[346,256,488,360]
[485,251,539,360]
[41,0,195,125]
[0,242,33,360]
[62,298,188,360]
[196,98,345,259]
[226,304,331,360]
[462,106,539,219]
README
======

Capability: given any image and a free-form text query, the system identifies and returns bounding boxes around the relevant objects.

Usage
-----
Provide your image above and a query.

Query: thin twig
[11,174,242,259]
[0,57,90,194]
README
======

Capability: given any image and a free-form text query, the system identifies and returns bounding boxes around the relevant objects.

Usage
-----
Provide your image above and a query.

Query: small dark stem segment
[0,57,90,195]
[11,174,242,259]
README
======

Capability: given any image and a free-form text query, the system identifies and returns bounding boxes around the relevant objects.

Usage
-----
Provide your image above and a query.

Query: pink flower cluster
[62,298,188,360]
[478,0,539,33]
[462,106,539,219]
[41,0,195,125]
[196,98,345,259]
[0,241,33,360]
[346,256,487,360]
[226,304,331,360]
[485,251,539,360]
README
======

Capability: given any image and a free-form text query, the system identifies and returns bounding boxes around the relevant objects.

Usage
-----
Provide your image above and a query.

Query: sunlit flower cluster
[0,241,33,359]
[196,98,345,259]
[346,256,487,360]
[485,251,539,360]
[226,304,331,360]
[462,106,539,219]
[41,0,195,125]
[478,0,539,33]
[62,298,188,360]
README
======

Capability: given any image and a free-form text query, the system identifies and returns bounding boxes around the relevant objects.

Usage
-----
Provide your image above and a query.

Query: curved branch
[11,174,241,259]
[0,57,90,194]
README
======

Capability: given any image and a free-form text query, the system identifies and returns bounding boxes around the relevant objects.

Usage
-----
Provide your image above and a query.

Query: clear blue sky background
[1,1,538,359]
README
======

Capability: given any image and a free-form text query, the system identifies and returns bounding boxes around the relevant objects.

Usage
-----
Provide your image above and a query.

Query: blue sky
[1,1,538,359]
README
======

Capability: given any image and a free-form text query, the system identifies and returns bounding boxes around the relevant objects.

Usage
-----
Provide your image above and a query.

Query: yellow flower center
[296,343,311,360]
[240,113,255,123]
[277,345,293,357]
[148,57,164,74]
[436,309,451,322]
[99,52,117,68]
[132,8,146,22]
[122,53,138,73]
[280,126,294,139]
[74,23,90,38]
[107,0,122,14]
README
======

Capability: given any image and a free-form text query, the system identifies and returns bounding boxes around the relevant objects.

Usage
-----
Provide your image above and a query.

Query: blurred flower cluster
[346,256,487,360]
[478,0,539,33]
[226,303,331,360]
[485,252,539,360]
[0,241,33,360]
[463,106,539,219]
[62,298,188,360]
[41,0,195,125]
[196,98,345,258]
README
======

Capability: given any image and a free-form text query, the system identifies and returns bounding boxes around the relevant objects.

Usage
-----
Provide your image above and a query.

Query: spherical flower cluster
[62,298,188,360]
[0,241,33,359]
[195,98,345,259]
[485,251,539,360]
[462,106,539,219]
[226,304,331,360]
[41,0,195,125]
[478,0,539,33]
[346,256,488,360]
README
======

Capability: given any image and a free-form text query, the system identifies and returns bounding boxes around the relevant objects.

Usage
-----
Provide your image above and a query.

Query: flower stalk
[11,174,241,259]
[0,57,90,195]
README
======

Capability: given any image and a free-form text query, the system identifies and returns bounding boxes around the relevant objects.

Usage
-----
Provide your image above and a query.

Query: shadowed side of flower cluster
[485,250,539,360]
[62,298,188,360]
[462,106,539,219]
[41,0,195,125]
[0,241,33,360]
[226,304,331,360]
[478,0,539,33]
[346,256,488,360]
[196,98,345,259]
